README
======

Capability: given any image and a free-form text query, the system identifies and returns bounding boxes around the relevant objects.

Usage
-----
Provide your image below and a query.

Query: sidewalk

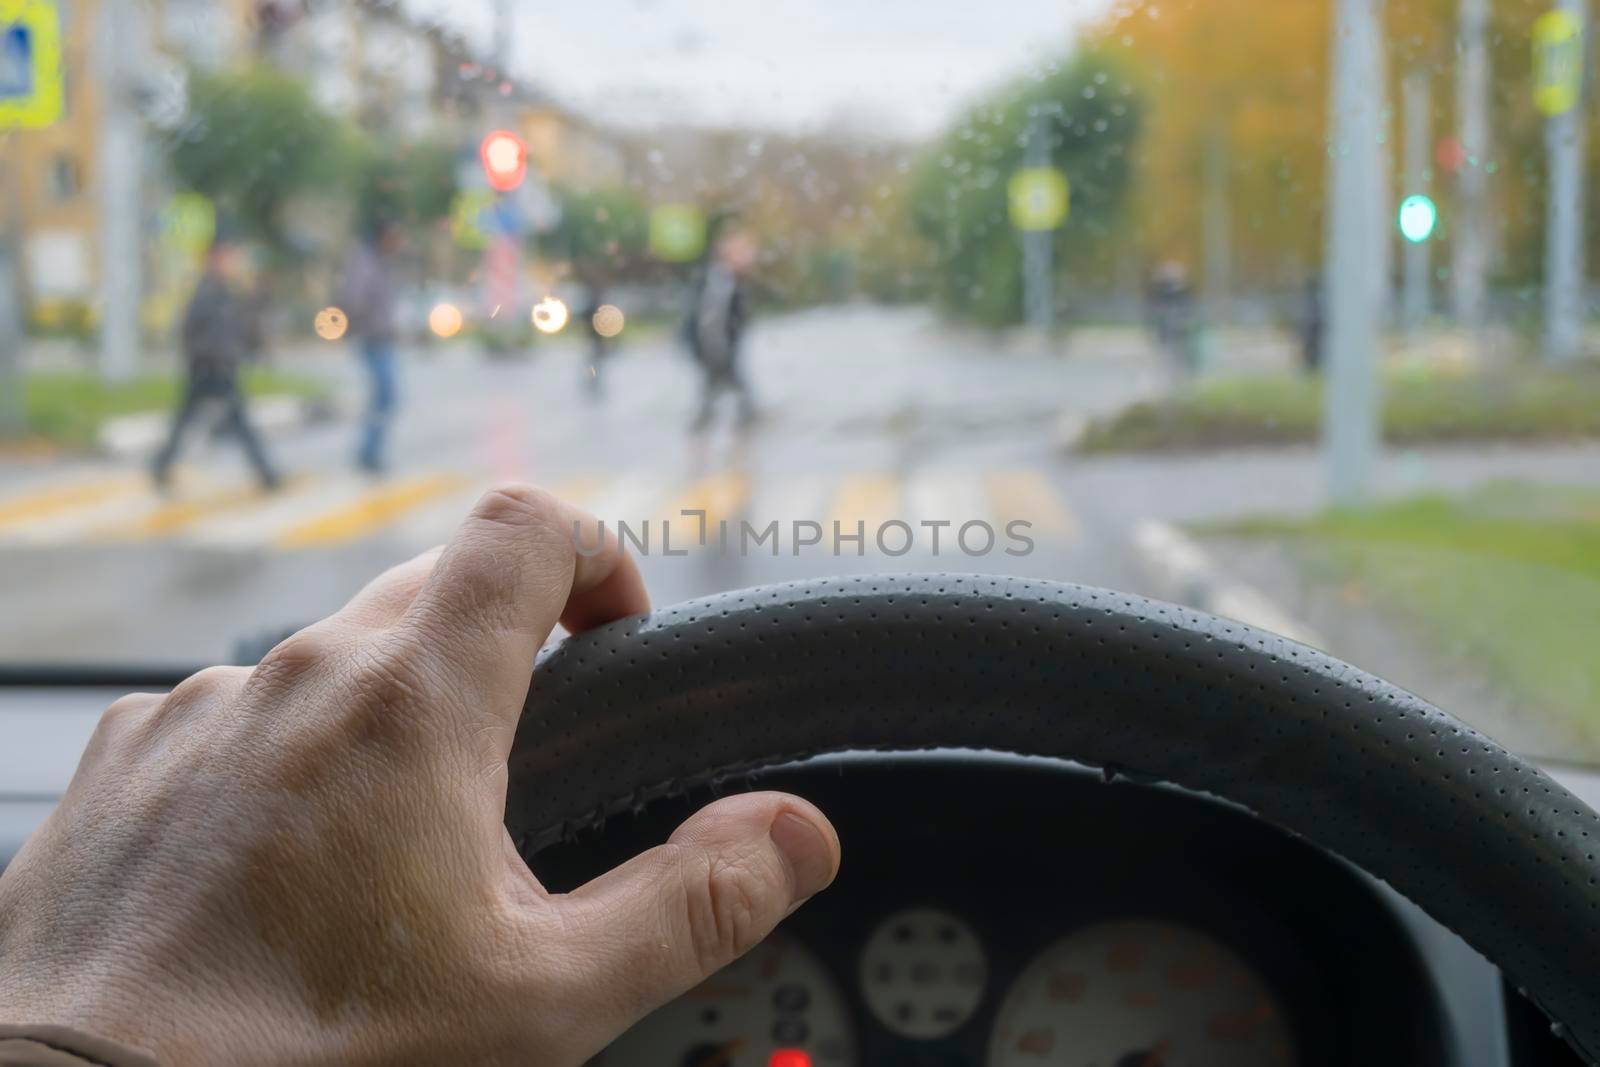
[1098,445,1600,764]
[1068,441,1600,531]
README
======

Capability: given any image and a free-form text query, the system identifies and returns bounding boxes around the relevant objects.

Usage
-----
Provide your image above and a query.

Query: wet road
[7,304,1600,761]
[0,307,1174,662]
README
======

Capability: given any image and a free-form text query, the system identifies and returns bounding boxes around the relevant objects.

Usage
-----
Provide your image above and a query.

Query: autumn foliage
[1083,0,1593,299]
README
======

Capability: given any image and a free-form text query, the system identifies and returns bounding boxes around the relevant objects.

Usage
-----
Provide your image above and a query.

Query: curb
[97,395,338,459]
[1130,519,1326,649]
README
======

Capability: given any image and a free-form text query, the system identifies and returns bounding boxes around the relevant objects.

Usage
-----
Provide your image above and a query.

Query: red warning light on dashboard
[768,1051,812,1067]
[479,130,527,192]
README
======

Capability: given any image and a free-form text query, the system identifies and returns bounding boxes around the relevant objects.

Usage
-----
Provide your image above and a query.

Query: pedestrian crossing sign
[0,0,63,129]
[450,189,495,251]
[1008,168,1070,231]
[160,193,216,255]
[649,204,706,263]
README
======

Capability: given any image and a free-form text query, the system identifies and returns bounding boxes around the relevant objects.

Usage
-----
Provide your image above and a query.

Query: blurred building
[523,108,625,187]
[2,0,621,340]
[2,0,103,333]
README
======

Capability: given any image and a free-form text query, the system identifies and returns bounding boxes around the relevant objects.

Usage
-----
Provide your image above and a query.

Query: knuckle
[164,665,245,712]
[102,692,156,722]
[250,627,343,690]
[91,693,156,748]
[680,847,774,975]
[336,636,435,746]
[472,483,564,535]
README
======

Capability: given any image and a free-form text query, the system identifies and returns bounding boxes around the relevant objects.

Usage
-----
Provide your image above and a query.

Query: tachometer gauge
[859,907,987,1039]
[595,933,855,1067]
[988,919,1295,1067]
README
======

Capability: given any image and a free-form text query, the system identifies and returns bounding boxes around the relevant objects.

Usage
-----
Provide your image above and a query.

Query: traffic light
[479,130,527,192]
[1398,194,1438,244]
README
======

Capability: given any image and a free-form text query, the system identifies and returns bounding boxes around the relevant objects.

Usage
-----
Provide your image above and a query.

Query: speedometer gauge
[595,933,855,1067]
[988,919,1295,1067]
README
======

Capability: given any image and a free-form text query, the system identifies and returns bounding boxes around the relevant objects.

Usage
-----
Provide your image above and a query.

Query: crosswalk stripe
[103,475,314,541]
[0,465,1077,552]
[906,468,988,530]
[984,469,1076,539]
[747,473,829,528]
[0,475,141,529]
[586,473,666,528]
[275,474,471,549]
[825,472,901,535]
[185,476,366,548]
[670,471,751,527]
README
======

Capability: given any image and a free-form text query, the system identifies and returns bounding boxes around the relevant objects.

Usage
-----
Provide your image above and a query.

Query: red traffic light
[480,129,527,192]
[1435,136,1467,174]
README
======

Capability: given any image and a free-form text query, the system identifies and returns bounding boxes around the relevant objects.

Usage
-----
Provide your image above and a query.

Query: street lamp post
[1202,130,1231,326]
[1021,110,1054,335]
[97,0,144,383]
[1401,71,1432,332]
[1325,0,1385,504]
[1538,1,1587,364]
[1453,0,1491,335]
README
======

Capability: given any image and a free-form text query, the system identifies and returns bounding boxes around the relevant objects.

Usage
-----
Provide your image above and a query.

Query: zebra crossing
[0,464,1080,553]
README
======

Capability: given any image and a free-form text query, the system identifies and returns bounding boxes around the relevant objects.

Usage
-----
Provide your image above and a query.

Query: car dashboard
[534,755,1582,1067]
[0,688,1590,1066]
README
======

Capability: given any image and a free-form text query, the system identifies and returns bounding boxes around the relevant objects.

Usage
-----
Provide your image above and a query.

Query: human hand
[0,486,840,1065]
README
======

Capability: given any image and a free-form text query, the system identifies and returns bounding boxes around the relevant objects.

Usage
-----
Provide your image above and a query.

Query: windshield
[0,0,1596,765]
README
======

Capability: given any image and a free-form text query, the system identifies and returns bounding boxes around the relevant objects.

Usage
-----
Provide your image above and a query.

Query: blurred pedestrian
[1299,272,1325,375]
[151,230,281,492]
[339,217,403,475]
[685,229,757,431]
[578,275,612,400]
[1147,260,1201,376]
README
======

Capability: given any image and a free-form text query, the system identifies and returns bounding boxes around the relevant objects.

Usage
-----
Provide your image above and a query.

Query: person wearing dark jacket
[150,234,281,492]
[685,229,758,431]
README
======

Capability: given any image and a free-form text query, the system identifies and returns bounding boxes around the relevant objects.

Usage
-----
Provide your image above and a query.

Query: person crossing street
[150,231,281,493]
[339,218,404,475]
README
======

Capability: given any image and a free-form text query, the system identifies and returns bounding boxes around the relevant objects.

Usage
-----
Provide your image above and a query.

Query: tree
[165,65,358,248]
[1088,0,1594,301]
[354,136,460,235]
[908,53,1144,326]
[1089,0,1334,292]
[537,184,650,282]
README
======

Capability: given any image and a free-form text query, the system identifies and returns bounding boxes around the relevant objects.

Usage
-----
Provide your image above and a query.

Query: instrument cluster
[550,756,1449,1067]
[596,910,1294,1066]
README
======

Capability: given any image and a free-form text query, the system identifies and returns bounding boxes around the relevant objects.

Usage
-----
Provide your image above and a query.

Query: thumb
[554,792,839,1046]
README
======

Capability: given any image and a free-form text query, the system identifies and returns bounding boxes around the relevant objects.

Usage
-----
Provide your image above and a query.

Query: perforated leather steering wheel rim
[505,574,1600,1061]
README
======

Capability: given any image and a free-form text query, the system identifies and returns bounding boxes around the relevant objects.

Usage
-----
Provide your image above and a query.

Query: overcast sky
[407,0,1114,137]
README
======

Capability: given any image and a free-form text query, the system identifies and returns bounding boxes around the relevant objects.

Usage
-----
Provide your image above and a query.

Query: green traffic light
[1398,194,1438,244]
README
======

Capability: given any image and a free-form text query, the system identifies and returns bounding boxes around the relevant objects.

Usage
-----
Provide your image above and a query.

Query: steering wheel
[504,574,1600,1062]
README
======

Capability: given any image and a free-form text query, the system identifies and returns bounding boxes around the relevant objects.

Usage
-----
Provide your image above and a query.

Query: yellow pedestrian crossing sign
[0,0,63,129]
[1008,167,1070,231]
[449,189,495,251]
[649,204,707,263]
[1533,9,1584,117]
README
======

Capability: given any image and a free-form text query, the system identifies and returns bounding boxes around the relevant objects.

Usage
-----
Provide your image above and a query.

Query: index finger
[401,483,648,736]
